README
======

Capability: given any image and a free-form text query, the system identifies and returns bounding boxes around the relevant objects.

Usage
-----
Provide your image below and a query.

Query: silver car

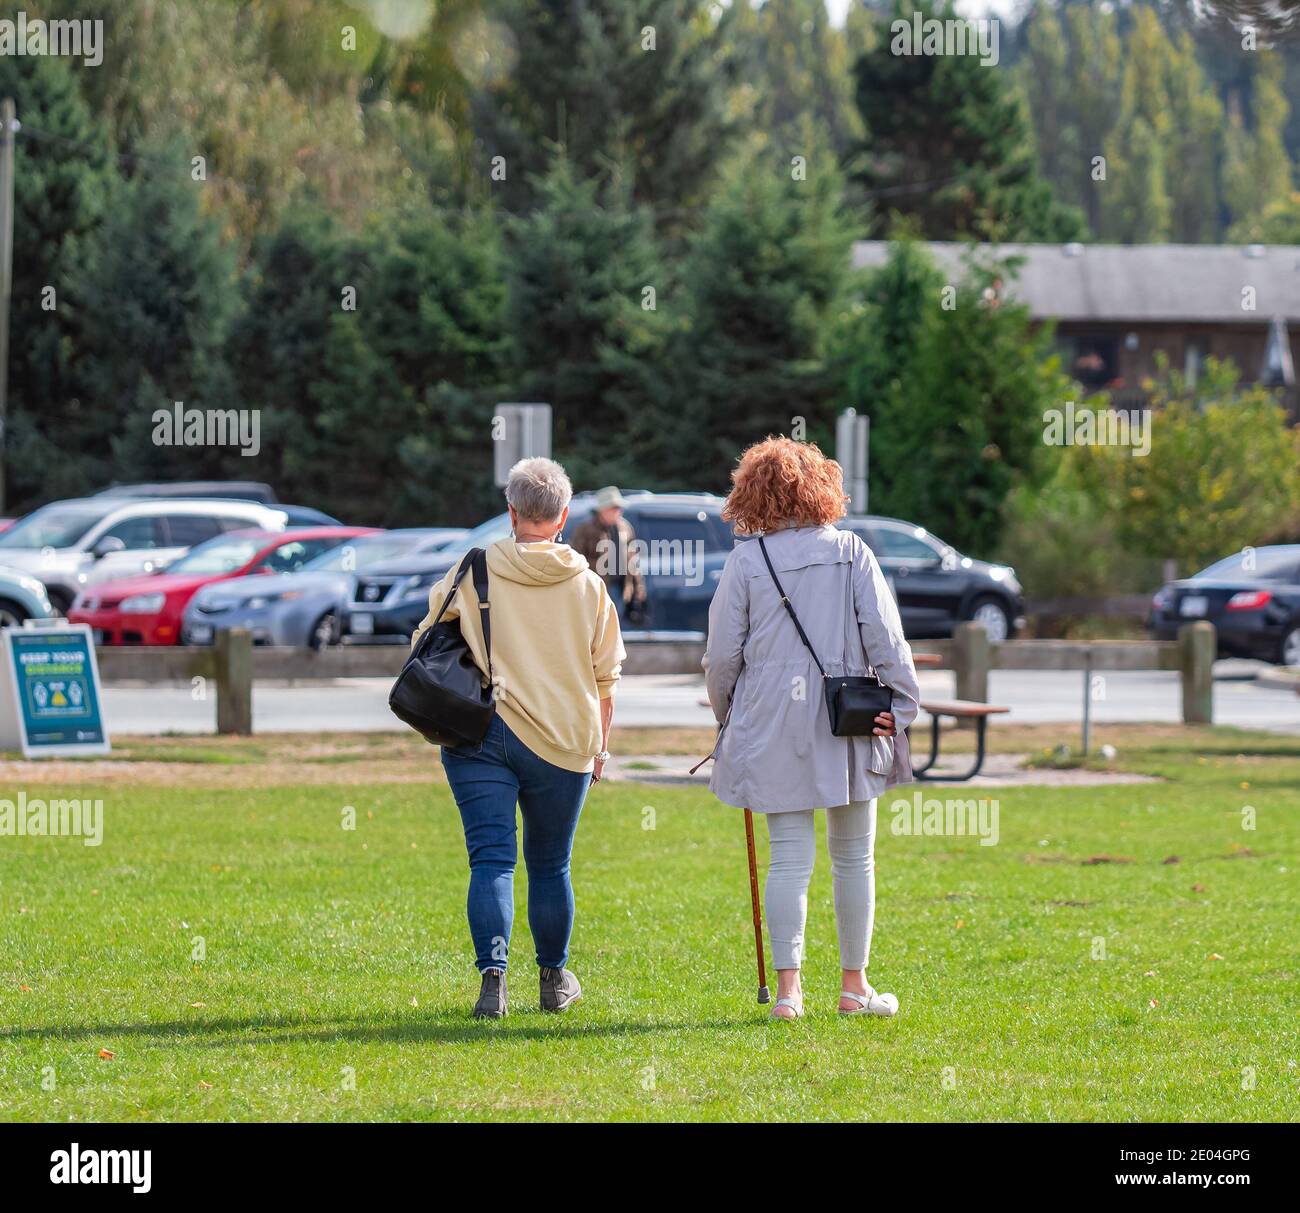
[0,497,288,613]
[181,529,457,649]
[0,566,56,628]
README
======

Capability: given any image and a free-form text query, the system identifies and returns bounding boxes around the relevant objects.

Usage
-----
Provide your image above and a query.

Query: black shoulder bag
[388,548,496,747]
[758,536,892,737]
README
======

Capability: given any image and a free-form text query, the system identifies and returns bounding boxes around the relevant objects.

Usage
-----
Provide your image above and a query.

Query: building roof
[850,242,1300,325]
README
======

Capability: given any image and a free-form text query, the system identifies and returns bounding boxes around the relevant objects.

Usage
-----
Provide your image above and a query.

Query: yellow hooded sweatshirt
[412,537,625,773]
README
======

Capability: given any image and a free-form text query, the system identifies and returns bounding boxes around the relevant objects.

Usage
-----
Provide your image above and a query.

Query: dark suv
[341,496,1025,643]
[839,515,1024,641]
[342,492,733,642]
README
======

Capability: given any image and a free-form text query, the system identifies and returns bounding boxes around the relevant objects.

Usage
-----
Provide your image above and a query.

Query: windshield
[444,513,515,555]
[0,503,113,550]
[302,534,426,572]
[1197,548,1300,582]
[167,537,261,575]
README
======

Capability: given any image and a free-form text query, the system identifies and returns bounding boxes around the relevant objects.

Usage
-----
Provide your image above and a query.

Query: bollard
[952,621,990,728]
[1178,621,1215,725]
[214,627,254,735]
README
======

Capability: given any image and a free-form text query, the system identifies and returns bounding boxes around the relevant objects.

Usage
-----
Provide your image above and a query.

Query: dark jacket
[571,515,646,609]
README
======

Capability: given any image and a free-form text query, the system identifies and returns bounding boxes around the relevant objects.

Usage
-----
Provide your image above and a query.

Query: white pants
[765,800,876,972]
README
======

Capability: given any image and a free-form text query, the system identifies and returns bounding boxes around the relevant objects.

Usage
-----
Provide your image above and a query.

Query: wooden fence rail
[93,623,1218,736]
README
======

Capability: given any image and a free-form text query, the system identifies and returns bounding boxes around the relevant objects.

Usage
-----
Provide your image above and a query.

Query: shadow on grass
[1,1010,755,1048]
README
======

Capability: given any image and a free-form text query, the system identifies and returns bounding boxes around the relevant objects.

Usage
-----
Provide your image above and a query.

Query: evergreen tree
[851,0,1085,241]
[666,144,854,489]
[1224,51,1293,236]
[471,0,735,229]
[228,203,510,524]
[64,145,240,491]
[505,156,669,493]
[727,0,864,157]
[831,238,1069,554]
[0,51,118,510]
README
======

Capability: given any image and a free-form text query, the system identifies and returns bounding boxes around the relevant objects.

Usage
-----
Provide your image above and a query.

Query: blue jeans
[441,715,592,973]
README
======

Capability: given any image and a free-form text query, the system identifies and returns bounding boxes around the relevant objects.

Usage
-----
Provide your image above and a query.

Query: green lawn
[1,728,1297,1121]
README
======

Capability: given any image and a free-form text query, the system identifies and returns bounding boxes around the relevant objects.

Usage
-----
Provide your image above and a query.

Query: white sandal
[770,993,804,1020]
[838,985,899,1017]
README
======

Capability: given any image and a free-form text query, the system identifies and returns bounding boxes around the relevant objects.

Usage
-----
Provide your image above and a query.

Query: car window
[257,538,340,574]
[630,510,712,575]
[100,515,164,549]
[869,524,940,561]
[163,514,226,547]
[0,504,113,549]
[167,537,262,574]
[1197,549,1300,582]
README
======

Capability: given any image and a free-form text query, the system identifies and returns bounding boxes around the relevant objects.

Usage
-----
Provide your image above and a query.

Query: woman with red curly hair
[703,437,921,1020]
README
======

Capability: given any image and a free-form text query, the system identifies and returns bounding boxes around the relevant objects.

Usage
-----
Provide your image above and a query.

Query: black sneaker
[473,968,507,1019]
[539,966,581,1013]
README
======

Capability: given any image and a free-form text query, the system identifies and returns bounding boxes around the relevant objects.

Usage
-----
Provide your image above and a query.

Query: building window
[1062,334,1120,389]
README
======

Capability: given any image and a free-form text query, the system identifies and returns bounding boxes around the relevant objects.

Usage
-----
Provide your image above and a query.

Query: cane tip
[757,986,771,1004]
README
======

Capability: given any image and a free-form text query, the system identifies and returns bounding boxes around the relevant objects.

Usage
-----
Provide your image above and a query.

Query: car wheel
[310,611,339,651]
[1280,624,1300,668]
[0,598,28,628]
[968,596,1011,642]
[46,590,73,617]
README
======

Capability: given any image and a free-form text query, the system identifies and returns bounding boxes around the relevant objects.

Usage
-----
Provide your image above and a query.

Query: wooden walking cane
[744,809,770,1004]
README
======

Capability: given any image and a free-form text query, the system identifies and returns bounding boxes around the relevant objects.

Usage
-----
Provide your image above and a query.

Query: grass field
[1,724,1297,1121]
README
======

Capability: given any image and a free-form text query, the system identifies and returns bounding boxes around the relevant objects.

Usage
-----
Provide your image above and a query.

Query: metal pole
[1081,652,1092,756]
[0,98,15,513]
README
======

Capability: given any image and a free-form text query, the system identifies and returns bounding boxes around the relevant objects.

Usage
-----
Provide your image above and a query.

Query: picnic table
[907,649,1009,780]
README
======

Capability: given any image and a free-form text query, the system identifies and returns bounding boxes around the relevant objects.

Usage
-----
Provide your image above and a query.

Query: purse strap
[758,536,827,680]
[469,547,493,686]
[417,548,491,679]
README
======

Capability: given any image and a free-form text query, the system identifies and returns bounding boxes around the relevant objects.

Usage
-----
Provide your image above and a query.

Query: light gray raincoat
[702,524,921,813]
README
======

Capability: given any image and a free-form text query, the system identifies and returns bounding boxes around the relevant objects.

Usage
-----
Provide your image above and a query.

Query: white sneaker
[838,985,899,1017]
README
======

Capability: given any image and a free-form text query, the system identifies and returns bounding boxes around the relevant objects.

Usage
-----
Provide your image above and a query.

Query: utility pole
[0,98,15,514]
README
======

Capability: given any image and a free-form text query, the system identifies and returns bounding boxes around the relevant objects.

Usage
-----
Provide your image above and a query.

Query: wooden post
[952,621,990,728]
[214,628,254,735]
[1178,621,1215,725]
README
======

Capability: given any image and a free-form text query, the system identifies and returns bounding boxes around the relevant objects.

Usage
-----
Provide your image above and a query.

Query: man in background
[572,487,648,624]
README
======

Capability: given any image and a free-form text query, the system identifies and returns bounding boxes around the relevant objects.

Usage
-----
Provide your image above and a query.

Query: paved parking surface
[98,664,1298,736]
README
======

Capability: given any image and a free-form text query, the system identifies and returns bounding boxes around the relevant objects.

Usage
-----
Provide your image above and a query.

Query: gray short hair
[505,457,573,523]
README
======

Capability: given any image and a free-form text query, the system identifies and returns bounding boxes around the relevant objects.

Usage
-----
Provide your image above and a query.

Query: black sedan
[1149,545,1300,665]
[342,496,1024,645]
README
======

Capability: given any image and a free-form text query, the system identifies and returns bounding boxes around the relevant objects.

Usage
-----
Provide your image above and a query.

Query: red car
[68,526,378,645]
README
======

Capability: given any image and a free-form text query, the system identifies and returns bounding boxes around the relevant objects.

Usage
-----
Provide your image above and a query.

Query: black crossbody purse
[389,548,496,747]
[758,536,892,737]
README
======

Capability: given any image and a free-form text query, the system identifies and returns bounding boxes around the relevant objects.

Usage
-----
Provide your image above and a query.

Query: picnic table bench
[908,650,1009,781]
[909,699,1010,781]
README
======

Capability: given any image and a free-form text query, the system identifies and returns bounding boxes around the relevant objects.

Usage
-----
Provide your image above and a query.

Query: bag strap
[414,549,482,657]
[758,536,826,679]
[470,547,493,686]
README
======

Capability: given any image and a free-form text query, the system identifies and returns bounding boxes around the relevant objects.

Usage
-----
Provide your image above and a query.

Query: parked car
[181,529,455,649]
[68,526,377,645]
[341,497,1026,645]
[341,492,734,643]
[0,498,289,613]
[837,516,1025,642]
[0,566,57,628]
[96,480,280,504]
[1149,545,1300,665]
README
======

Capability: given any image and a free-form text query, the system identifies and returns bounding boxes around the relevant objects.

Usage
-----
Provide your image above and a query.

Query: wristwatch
[594,750,610,764]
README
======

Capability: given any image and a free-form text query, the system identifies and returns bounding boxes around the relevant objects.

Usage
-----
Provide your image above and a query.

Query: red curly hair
[722,436,848,536]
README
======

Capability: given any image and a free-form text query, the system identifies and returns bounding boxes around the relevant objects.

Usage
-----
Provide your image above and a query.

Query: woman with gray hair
[413,457,626,1019]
